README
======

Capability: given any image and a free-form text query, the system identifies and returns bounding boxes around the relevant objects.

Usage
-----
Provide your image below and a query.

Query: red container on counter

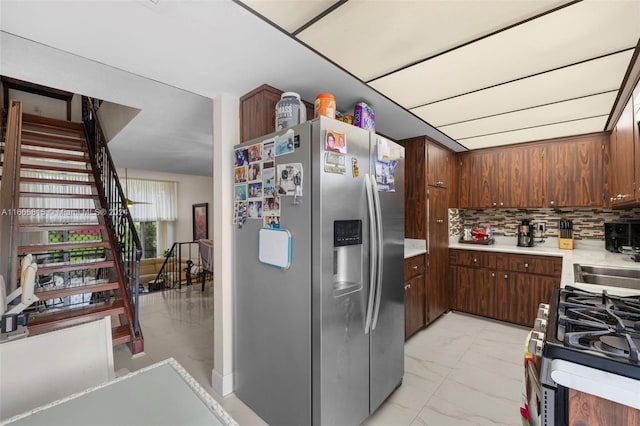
[314,93,336,119]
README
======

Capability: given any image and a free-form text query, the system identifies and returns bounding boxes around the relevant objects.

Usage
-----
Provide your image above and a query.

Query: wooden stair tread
[28,300,126,334]
[19,148,87,162]
[20,177,93,186]
[10,162,93,174]
[19,223,105,232]
[35,281,120,300]
[22,113,84,132]
[20,136,86,152]
[21,129,85,146]
[37,259,115,274]
[112,325,133,346]
[20,191,98,199]
[19,240,110,253]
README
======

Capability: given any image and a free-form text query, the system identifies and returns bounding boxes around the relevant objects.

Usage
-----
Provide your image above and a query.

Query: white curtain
[122,178,177,222]
[18,172,177,224]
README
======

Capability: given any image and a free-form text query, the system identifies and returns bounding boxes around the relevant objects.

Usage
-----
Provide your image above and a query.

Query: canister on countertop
[353,102,375,131]
[275,92,306,131]
[314,93,336,119]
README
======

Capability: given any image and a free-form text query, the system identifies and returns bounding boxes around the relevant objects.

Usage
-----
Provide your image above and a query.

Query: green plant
[163,248,172,258]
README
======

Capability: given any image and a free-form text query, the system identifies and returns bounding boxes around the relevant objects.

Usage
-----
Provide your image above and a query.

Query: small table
[1,358,238,426]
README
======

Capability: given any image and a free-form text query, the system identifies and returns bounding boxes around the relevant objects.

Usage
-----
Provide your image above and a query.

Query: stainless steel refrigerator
[234,116,404,426]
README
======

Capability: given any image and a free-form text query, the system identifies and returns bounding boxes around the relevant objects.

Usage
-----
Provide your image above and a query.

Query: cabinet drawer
[497,254,562,276]
[404,254,426,280]
[449,249,495,269]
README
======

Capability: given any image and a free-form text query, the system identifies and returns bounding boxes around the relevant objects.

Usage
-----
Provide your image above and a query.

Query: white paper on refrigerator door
[258,228,291,269]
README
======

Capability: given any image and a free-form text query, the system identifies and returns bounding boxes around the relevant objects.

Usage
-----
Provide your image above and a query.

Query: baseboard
[212,369,234,396]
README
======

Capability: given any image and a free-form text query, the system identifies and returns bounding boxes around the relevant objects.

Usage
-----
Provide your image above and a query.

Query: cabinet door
[611,98,636,206]
[568,389,640,426]
[545,135,605,207]
[404,274,425,339]
[495,272,557,326]
[498,145,543,208]
[458,151,498,208]
[240,85,283,143]
[452,266,494,316]
[427,142,450,188]
[403,139,427,238]
[426,188,449,323]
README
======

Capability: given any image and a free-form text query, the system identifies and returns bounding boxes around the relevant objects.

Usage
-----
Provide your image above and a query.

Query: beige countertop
[404,239,427,259]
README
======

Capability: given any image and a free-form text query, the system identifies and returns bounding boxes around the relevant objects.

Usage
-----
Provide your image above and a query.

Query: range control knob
[537,306,549,320]
[538,303,550,314]
[534,317,548,332]
[531,330,545,342]
[528,338,544,357]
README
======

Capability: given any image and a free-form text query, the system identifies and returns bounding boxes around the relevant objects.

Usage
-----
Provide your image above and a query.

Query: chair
[198,239,213,291]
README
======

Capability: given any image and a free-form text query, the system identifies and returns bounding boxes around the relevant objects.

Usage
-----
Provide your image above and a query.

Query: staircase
[1,98,143,353]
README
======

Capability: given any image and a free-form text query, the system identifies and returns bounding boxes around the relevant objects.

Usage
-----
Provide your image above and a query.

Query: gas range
[543,285,640,380]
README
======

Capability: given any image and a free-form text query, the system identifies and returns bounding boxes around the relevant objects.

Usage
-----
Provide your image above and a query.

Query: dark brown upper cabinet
[240,84,314,143]
[458,133,607,209]
[544,134,606,208]
[427,142,451,188]
[610,97,636,207]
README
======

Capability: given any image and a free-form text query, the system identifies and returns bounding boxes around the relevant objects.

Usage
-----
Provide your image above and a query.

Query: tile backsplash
[449,208,640,240]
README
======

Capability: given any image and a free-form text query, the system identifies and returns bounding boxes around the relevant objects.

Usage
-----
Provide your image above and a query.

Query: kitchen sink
[573,264,640,290]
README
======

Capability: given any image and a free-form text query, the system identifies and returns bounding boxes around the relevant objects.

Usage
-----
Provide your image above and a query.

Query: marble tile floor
[114,286,529,426]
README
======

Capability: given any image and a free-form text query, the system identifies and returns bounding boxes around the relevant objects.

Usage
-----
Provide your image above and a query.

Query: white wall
[116,168,213,255]
[5,89,83,122]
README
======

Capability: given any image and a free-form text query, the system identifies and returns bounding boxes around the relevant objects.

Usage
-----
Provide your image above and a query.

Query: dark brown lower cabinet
[495,273,557,326]
[404,274,425,338]
[450,249,561,326]
[452,266,494,316]
[568,389,640,425]
[404,254,426,339]
[426,187,449,324]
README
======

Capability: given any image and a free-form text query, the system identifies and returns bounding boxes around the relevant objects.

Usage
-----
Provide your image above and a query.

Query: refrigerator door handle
[371,174,384,330]
[364,173,377,335]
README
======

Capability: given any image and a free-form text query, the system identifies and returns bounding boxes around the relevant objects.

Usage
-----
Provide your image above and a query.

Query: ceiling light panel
[411,50,633,127]
[296,0,566,81]
[369,1,640,108]
[239,0,338,33]
[459,116,607,150]
[439,91,617,140]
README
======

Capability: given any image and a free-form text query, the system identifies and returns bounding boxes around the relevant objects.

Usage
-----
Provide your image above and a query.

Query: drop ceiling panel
[296,0,567,81]
[412,50,633,127]
[459,116,607,150]
[369,1,640,108]
[240,0,339,33]
[439,91,617,140]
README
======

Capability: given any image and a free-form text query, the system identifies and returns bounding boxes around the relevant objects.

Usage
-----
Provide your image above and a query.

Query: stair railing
[153,241,202,290]
[0,100,23,292]
[81,96,142,341]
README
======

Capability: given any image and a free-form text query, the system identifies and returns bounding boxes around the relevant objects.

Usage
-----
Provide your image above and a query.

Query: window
[134,221,158,259]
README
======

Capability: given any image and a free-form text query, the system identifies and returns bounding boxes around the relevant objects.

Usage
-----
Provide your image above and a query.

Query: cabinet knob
[524,263,529,268]
[404,284,411,291]
[500,202,504,206]
[436,219,444,223]
[473,258,478,263]
[550,200,555,206]
[491,272,495,277]
[412,265,418,270]
[492,202,497,207]
[504,274,509,279]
